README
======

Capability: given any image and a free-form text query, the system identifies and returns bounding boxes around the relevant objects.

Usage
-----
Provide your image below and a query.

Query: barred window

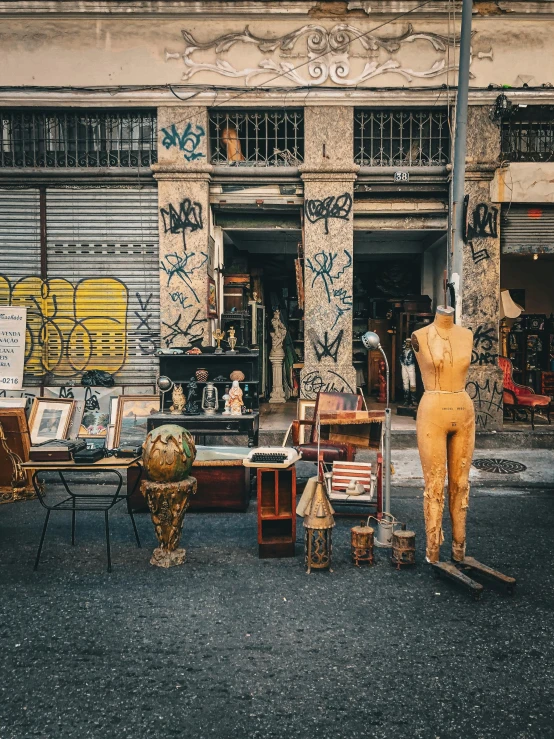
[209,109,304,166]
[501,106,554,162]
[0,110,157,168]
[354,109,450,167]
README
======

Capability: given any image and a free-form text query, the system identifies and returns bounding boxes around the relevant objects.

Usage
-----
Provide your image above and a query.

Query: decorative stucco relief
[166,23,492,86]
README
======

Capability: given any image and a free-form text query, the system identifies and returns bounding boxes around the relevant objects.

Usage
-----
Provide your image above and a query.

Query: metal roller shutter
[501,205,554,254]
[0,189,41,281]
[46,188,160,386]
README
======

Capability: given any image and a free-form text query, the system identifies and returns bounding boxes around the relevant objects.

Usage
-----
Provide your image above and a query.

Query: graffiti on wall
[305,249,353,330]
[0,275,129,380]
[305,194,353,235]
[160,199,204,250]
[161,123,206,162]
[309,328,343,363]
[466,378,503,430]
[301,369,356,400]
[161,309,206,348]
[471,324,498,366]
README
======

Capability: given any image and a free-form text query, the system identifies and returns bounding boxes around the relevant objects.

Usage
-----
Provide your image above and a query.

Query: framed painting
[28,398,74,445]
[114,395,160,448]
[297,399,316,445]
[0,407,33,497]
[207,276,218,318]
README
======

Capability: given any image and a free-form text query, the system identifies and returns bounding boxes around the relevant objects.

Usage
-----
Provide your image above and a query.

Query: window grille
[209,109,304,166]
[501,107,554,162]
[354,109,450,167]
[0,110,157,168]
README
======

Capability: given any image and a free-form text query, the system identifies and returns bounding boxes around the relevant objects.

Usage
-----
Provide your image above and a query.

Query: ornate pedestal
[269,350,286,404]
[141,477,197,568]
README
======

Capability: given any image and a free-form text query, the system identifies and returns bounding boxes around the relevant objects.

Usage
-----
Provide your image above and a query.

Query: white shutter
[0,189,41,281]
[46,188,160,385]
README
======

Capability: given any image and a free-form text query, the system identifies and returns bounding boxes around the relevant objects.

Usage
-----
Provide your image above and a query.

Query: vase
[230,370,245,382]
[195,368,209,383]
[142,424,196,483]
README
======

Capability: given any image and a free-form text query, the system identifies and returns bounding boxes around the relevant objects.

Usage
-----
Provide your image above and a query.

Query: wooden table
[147,411,260,447]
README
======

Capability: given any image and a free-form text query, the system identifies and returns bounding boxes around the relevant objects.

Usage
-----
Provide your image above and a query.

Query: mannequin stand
[430,557,516,600]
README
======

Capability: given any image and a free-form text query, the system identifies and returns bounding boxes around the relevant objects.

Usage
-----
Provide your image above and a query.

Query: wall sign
[394,172,410,182]
[0,307,27,390]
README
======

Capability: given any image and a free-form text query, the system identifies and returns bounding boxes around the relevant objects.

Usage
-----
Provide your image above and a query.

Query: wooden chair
[499,356,551,430]
[287,392,363,462]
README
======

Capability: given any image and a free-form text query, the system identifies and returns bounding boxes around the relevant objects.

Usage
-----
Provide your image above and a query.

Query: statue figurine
[377,360,387,404]
[222,385,231,415]
[170,384,186,414]
[228,380,243,416]
[185,380,201,415]
[227,326,237,354]
[400,338,417,407]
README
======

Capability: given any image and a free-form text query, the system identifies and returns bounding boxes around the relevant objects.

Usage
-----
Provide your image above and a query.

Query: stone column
[300,106,358,400]
[460,106,503,431]
[153,107,213,349]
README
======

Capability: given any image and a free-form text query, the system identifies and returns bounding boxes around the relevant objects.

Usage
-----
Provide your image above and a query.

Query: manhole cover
[472,458,527,474]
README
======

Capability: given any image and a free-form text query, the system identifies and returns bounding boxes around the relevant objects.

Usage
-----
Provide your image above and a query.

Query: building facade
[2,1,554,430]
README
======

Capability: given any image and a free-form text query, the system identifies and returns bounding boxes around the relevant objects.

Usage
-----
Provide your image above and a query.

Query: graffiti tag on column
[466,378,503,430]
[471,324,498,366]
[305,249,352,302]
[309,329,343,363]
[160,251,208,303]
[465,202,498,241]
[468,241,490,265]
[301,369,356,399]
[304,193,353,235]
[161,309,206,347]
[331,288,353,329]
[160,199,203,250]
[161,123,206,162]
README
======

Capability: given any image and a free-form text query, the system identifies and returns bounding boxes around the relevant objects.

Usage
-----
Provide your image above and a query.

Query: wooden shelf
[257,467,296,559]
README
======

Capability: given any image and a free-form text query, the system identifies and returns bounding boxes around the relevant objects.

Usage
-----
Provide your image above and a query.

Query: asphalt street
[1,487,553,739]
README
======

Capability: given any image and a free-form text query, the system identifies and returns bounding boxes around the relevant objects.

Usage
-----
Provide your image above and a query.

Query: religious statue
[170,384,186,414]
[269,308,288,404]
[228,380,243,416]
[412,306,474,564]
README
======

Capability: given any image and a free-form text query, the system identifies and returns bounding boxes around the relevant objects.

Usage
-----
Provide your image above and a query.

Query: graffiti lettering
[135,292,153,331]
[331,288,353,329]
[161,309,207,348]
[160,199,203,250]
[83,387,100,412]
[466,378,503,430]
[471,324,498,365]
[160,251,208,303]
[305,249,352,303]
[161,123,206,162]
[301,369,356,400]
[466,202,498,241]
[305,193,353,235]
[468,241,490,265]
[310,329,343,363]
[169,291,194,311]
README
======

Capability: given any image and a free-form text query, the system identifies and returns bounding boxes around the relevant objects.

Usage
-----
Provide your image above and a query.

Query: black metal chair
[32,469,141,572]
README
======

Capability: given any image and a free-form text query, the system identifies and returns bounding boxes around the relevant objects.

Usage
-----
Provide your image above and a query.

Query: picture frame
[28,398,74,446]
[207,275,218,318]
[0,407,33,497]
[79,406,110,438]
[106,424,116,451]
[297,399,316,445]
[114,395,160,448]
[0,398,28,409]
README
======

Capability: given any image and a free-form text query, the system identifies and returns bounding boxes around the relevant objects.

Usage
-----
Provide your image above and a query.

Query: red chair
[290,392,363,462]
[499,356,551,430]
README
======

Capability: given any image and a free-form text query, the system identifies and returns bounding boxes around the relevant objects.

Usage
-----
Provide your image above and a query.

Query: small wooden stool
[141,477,197,568]
[391,529,416,569]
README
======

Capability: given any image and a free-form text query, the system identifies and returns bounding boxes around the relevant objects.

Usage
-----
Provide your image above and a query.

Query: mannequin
[412,306,475,564]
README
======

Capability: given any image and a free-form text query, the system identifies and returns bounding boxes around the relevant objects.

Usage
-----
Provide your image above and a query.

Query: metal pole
[379,346,391,515]
[450,0,473,324]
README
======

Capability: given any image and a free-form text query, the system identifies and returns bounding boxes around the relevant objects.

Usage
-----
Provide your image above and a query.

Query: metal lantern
[303,479,335,574]
[351,520,374,567]
[391,530,416,569]
[201,381,219,415]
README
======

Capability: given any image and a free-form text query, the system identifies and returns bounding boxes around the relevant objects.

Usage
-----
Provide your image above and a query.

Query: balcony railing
[354,109,450,167]
[0,110,157,168]
[209,110,304,167]
[501,107,554,162]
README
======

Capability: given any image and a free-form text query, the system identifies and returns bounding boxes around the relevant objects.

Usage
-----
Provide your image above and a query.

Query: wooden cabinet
[257,467,296,558]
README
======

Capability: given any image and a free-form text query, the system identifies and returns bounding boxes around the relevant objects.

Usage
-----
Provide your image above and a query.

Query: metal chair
[32,469,141,572]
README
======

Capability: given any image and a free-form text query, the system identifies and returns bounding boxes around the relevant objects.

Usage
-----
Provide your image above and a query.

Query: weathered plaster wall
[300,106,357,399]
[492,164,554,204]
[462,106,504,431]
[154,106,212,349]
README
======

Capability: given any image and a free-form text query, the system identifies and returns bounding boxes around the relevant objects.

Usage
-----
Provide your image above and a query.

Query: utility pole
[450,0,473,323]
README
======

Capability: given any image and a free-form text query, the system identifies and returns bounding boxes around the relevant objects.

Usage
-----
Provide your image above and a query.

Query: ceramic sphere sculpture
[142,424,196,483]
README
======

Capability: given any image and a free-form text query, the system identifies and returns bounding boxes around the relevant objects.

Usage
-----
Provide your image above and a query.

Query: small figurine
[228,380,243,415]
[185,380,201,415]
[227,326,237,354]
[170,384,186,414]
[400,338,417,407]
[213,328,225,354]
[222,385,231,415]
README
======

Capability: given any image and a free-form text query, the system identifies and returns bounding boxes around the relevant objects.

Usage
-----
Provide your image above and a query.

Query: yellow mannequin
[412,306,475,563]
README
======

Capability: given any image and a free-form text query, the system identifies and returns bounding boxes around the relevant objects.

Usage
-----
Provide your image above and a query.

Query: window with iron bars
[209,110,304,167]
[0,110,157,168]
[501,106,554,162]
[354,109,450,167]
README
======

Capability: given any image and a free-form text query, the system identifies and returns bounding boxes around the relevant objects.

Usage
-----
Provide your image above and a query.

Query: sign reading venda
[0,308,27,390]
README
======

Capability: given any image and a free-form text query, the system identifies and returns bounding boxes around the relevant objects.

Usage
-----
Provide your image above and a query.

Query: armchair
[499,356,551,430]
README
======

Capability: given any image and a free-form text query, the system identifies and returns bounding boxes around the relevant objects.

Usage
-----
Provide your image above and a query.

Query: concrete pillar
[300,106,358,400]
[460,106,503,431]
[153,106,212,349]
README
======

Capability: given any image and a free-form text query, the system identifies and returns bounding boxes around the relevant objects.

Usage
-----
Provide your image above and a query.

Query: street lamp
[361,331,392,517]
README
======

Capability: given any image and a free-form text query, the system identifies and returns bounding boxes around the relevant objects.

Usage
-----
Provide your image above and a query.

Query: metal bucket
[370,513,403,549]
